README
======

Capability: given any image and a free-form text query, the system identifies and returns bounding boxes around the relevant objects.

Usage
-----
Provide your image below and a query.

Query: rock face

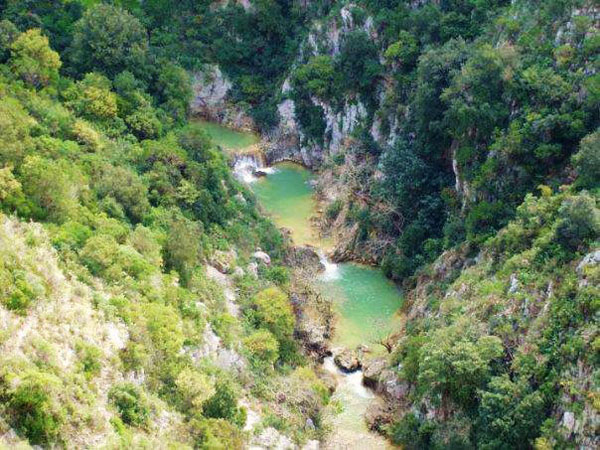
[264,5,388,169]
[285,245,324,272]
[334,348,361,372]
[362,357,387,388]
[210,249,237,274]
[190,64,254,131]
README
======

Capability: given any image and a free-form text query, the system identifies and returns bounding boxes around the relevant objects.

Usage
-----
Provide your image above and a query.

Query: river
[197,121,401,449]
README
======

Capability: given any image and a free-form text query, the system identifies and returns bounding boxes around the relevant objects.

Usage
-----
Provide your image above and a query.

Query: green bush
[202,381,246,428]
[251,287,297,363]
[555,193,600,251]
[243,329,279,368]
[75,341,102,379]
[8,371,64,445]
[109,383,150,427]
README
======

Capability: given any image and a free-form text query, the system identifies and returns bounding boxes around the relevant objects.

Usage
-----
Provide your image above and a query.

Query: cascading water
[232,154,274,183]
[318,249,340,281]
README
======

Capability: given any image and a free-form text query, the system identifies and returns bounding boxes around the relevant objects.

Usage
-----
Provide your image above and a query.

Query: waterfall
[232,153,274,183]
[318,249,340,281]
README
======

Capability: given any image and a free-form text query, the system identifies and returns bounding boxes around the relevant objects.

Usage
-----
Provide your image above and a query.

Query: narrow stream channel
[197,121,401,449]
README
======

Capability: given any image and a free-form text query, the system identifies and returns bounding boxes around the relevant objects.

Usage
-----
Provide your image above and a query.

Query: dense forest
[0,0,598,449]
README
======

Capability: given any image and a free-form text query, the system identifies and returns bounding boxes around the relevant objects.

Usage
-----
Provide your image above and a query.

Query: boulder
[285,245,324,272]
[362,358,387,388]
[334,348,361,372]
[379,369,410,400]
[252,249,271,265]
[365,402,395,432]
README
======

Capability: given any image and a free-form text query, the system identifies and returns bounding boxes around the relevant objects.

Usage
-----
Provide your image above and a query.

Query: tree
[338,30,381,95]
[154,62,192,123]
[10,29,61,88]
[293,55,339,100]
[476,376,545,449]
[70,4,149,79]
[384,30,419,70]
[572,130,600,190]
[418,321,503,412]
[555,193,600,251]
[0,19,19,62]
[251,287,296,363]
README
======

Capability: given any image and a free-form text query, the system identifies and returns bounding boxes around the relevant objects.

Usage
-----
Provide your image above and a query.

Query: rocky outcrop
[285,245,324,272]
[265,4,390,169]
[362,358,387,388]
[190,64,254,131]
[334,348,361,372]
[252,249,271,265]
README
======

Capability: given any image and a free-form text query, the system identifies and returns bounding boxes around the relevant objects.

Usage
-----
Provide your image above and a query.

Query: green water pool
[194,120,259,151]
[252,162,402,349]
[321,263,402,350]
[252,162,320,247]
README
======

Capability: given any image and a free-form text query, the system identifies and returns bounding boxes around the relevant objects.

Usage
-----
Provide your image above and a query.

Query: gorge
[0,1,598,449]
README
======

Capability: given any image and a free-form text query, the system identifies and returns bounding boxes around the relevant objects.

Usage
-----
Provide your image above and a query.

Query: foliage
[201,380,246,428]
[109,383,150,428]
[10,28,61,88]
[250,287,296,363]
[5,371,64,445]
[70,4,149,79]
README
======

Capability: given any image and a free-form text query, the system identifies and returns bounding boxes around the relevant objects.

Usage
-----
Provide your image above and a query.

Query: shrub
[75,341,102,379]
[175,368,215,411]
[109,383,150,427]
[202,381,246,428]
[8,371,64,445]
[555,193,600,251]
[243,329,279,367]
[189,417,244,449]
[572,130,600,190]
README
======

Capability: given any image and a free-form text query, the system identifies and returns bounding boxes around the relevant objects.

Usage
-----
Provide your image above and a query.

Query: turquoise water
[194,120,259,151]
[252,162,402,349]
[321,263,402,350]
[252,162,320,247]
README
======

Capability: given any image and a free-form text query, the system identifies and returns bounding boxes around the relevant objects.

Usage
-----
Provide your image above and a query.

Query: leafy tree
[163,214,203,285]
[384,30,419,70]
[19,155,79,223]
[418,322,503,411]
[476,376,545,449]
[337,30,381,96]
[555,193,600,251]
[154,62,192,123]
[70,4,149,79]
[10,28,61,88]
[572,129,600,190]
[293,55,339,100]
[0,19,18,62]
[251,287,296,363]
